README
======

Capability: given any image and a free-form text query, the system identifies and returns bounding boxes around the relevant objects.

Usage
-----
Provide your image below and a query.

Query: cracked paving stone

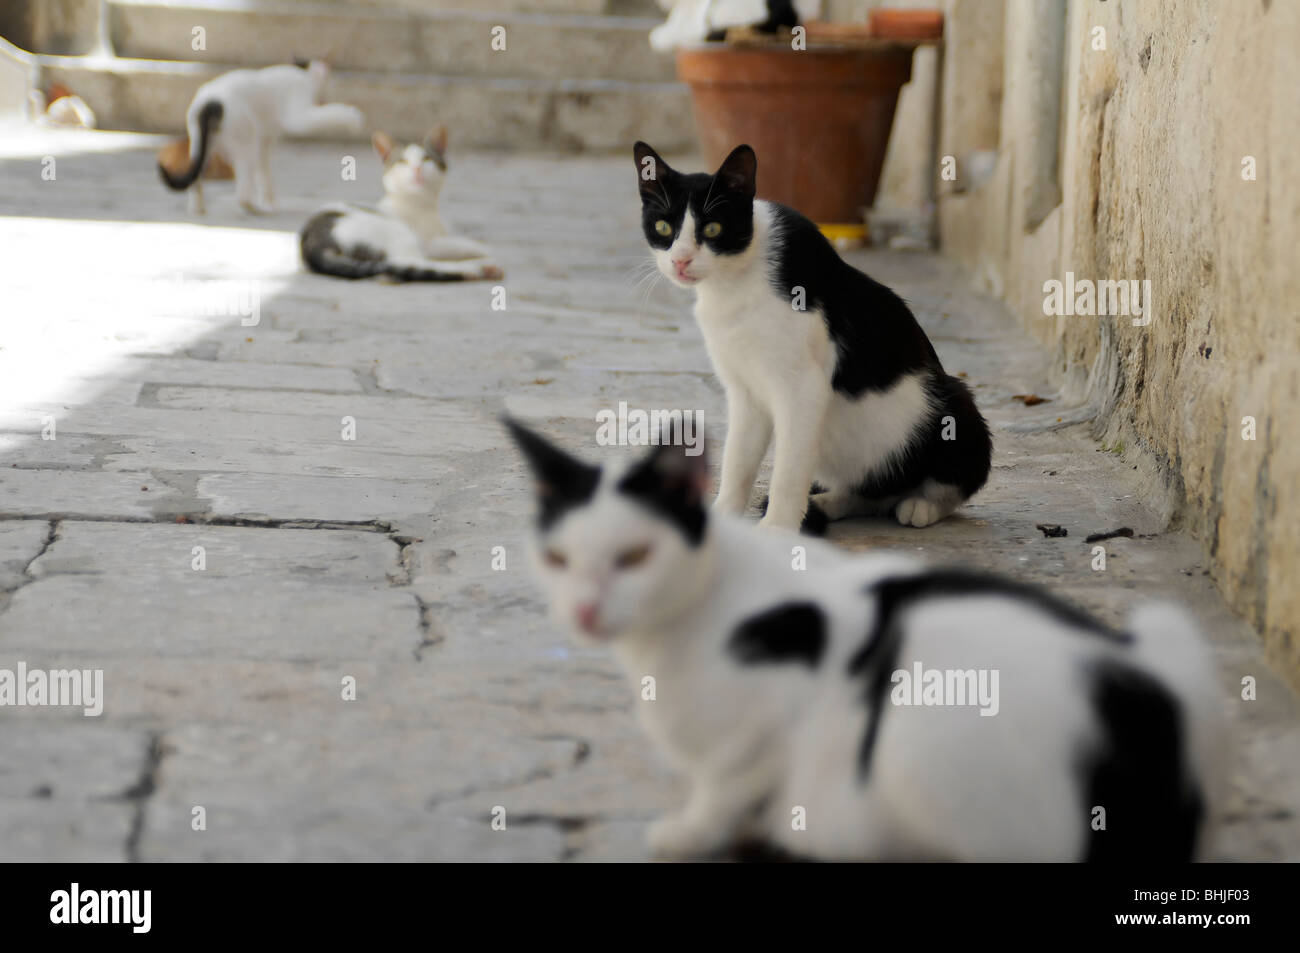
[0,520,52,591]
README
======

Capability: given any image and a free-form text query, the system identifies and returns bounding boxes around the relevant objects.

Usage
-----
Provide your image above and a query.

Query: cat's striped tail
[302,245,499,283]
[159,101,222,191]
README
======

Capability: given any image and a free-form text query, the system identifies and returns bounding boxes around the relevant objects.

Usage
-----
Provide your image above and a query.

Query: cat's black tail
[301,245,477,284]
[159,101,222,191]
[300,210,493,282]
[303,248,474,282]
[302,244,390,280]
[382,263,471,283]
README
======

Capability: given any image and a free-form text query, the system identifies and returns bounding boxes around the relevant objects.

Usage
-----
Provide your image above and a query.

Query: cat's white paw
[646,815,712,859]
[896,496,943,528]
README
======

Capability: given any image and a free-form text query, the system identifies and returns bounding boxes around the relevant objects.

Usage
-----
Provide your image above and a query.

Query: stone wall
[912,0,1298,680]
[0,37,35,117]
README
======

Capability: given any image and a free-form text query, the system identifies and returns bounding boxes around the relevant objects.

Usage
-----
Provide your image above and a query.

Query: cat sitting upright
[506,420,1226,862]
[159,59,364,215]
[299,127,502,282]
[633,141,992,533]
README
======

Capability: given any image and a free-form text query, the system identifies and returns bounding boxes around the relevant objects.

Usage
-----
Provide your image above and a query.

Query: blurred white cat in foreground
[507,420,1227,862]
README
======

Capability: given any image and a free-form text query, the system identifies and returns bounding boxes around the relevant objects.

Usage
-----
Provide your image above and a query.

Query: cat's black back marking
[705,0,799,39]
[849,569,1131,778]
[865,569,1131,642]
[729,602,827,667]
[847,580,909,779]
[757,0,801,33]
[504,420,601,532]
[767,204,939,397]
[1081,660,1202,862]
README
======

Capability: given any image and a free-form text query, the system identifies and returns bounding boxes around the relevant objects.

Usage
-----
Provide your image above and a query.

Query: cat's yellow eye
[702,222,723,238]
[654,220,673,237]
[615,544,652,570]
[544,549,568,569]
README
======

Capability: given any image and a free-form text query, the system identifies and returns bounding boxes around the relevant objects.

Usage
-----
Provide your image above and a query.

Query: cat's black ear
[616,427,709,545]
[634,141,676,202]
[714,144,757,199]
[503,417,601,530]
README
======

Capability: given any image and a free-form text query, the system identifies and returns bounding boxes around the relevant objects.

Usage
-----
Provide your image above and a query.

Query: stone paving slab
[0,470,167,520]
[30,521,398,584]
[0,724,147,800]
[0,578,420,662]
[0,801,136,863]
[0,133,1296,862]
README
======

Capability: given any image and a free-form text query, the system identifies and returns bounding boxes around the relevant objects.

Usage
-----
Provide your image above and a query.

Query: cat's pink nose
[672,257,693,275]
[575,602,601,632]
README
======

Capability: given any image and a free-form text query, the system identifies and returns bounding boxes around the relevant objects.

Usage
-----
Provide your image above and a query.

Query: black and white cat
[634,142,992,533]
[159,60,364,215]
[506,421,1226,861]
[649,0,813,51]
[300,127,502,282]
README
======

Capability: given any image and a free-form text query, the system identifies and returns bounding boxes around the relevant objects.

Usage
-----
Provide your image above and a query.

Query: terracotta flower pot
[676,45,913,225]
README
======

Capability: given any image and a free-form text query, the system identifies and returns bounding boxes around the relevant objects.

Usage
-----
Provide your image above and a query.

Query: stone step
[36,55,694,151]
[107,0,676,83]
[1,0,635,58]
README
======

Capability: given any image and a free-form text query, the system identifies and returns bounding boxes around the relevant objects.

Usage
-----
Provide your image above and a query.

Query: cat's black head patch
[504,418,601,532]
[633,141,756,256]
[615,427,710,546]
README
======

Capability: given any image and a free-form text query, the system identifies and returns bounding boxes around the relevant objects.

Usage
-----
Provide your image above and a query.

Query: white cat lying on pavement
[507,420,1227,862]
[299,126,502,282]
[158,59,364,215]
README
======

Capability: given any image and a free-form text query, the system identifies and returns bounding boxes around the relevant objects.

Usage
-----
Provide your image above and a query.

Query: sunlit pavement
[1,126,1297,861]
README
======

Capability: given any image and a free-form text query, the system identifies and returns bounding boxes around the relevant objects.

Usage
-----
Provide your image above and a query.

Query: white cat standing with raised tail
[634,142,993,533]
[159,60,364,215]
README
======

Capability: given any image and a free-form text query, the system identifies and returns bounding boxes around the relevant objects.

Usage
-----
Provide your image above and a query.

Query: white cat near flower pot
[649,0,821,51]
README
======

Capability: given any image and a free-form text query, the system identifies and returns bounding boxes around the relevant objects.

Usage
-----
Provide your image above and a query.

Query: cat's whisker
[633,268,665,319]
